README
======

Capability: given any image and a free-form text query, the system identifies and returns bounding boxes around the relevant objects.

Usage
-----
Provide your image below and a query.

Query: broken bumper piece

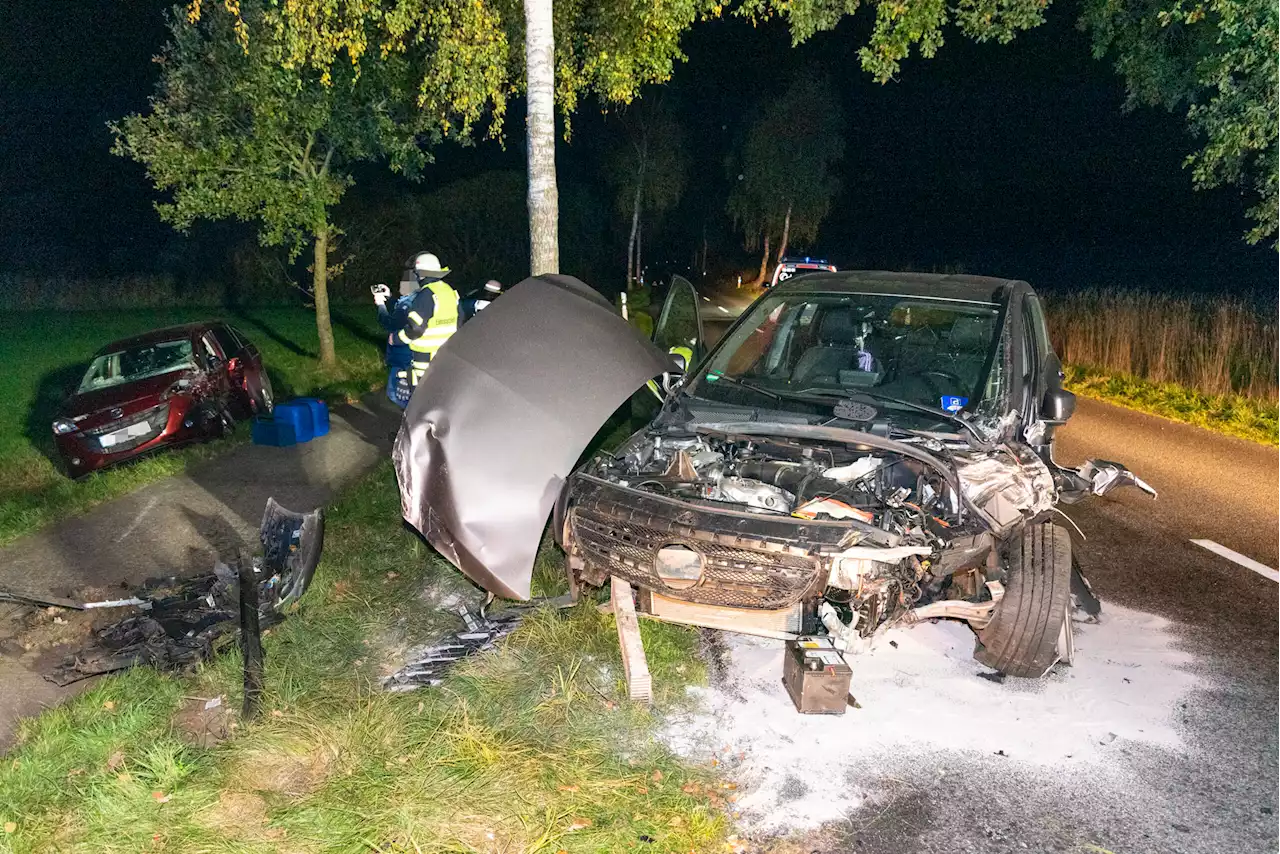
[46,499,324,686]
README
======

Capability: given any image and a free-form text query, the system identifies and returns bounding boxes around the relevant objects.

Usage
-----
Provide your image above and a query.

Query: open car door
[393,275,674,600]
[653,274,705,372]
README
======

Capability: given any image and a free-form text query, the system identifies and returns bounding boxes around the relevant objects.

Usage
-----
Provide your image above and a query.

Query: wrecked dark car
[395,272,1154,679]
[52,322,274,478]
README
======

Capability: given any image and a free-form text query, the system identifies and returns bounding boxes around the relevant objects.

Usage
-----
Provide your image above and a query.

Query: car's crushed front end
[561,416,1029,640]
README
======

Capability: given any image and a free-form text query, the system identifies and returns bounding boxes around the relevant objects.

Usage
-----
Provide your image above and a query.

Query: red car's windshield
[78,339,196,393]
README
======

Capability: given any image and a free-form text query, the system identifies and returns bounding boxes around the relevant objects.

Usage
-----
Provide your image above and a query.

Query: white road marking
[1190,539,1279,582]
[114,495,159,543]
[718,305,729,314]
[701,296,710,301]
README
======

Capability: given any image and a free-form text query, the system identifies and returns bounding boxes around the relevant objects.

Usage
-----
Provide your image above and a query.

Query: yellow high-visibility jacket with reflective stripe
[398,281,459,358]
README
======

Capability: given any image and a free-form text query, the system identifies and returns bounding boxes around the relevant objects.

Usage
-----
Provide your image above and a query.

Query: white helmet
[483,279,502,294]
[411,251,449,278]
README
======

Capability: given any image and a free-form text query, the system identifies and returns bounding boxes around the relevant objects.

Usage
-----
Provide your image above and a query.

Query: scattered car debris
[44,498,322,686]
[0,588,92,610]
[397,272,1157,702]
[381,605,530,692]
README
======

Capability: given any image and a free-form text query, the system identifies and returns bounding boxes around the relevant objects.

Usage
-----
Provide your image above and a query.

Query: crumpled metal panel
[393,275,674,601]
[956,450,1056,533]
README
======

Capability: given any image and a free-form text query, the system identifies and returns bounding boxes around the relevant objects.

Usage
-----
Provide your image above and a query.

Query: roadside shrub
[1046,290,1278,403]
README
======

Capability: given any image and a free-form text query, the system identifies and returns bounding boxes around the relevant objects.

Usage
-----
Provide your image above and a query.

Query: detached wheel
[975,522,1073,677]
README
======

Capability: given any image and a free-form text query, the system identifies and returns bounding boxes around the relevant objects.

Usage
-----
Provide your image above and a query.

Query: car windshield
[693,291,1004,417]
[78,339,196,393]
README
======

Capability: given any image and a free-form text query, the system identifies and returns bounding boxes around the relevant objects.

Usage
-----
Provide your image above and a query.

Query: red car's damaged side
[52,322,274,479]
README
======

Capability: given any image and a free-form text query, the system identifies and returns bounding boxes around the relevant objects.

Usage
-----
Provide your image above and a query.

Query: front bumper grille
[83,404,170,453]
[569,507,824,610]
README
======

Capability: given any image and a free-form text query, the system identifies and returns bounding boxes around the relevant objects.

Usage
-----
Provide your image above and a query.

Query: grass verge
[0,461,728,853]
[1064,365,1279,446]
[0,306,386,547]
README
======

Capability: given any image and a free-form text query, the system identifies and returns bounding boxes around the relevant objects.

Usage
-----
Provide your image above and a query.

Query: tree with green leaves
[191,0,1085,278]
[113,2,430,366]
[605,100,689,287]
[738,0,1053,84]
[236,0,719,278]
[1082,0,1277,245]
[728,74,845,284]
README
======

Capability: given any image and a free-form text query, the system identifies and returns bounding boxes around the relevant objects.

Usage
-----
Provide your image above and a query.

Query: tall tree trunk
[776,203,792,264]
[755,233,771,285]
[636,220,642,285]
[524,0,559,275]
[627,141,646,288]
[313,225,336,367]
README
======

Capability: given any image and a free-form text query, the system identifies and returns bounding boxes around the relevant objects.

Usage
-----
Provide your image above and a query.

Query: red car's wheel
[248,371,275,416]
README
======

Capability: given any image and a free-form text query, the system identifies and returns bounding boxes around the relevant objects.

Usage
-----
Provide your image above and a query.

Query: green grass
[0,307,387,547]
[0,462,727,853]
[1065,365,1279,446]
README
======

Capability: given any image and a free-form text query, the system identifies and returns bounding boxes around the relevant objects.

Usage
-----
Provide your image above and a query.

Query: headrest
[818,310,861,345]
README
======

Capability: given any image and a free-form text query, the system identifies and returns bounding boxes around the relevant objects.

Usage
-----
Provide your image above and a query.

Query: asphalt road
[701,288,1278,854]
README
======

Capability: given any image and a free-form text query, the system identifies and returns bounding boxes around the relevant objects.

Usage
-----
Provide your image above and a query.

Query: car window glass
[700,292,1002,413]
[201,332,225,366]
[212,325,240,355]
[228,326,252,350]
[1025,295,1053,359]
[78,340,195,392]
[654,276,702,359]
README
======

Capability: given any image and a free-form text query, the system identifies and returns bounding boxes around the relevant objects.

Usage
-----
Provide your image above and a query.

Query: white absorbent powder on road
[660,604,1202,833]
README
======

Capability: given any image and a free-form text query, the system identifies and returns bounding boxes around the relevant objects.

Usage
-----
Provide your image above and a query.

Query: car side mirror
[669,352,688,374]
[1040,387,1075,425]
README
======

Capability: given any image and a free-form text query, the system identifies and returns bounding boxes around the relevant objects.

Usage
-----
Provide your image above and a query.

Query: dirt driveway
[0,396,400,750]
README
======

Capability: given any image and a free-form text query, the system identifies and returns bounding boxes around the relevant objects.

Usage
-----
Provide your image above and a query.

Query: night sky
[0,0,1273,298]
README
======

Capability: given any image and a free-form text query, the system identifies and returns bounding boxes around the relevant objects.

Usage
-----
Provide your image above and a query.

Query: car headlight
[52,418,77,435]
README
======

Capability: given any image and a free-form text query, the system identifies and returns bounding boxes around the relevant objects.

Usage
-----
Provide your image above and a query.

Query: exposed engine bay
[599,429,954,538]
[579,425,998,647]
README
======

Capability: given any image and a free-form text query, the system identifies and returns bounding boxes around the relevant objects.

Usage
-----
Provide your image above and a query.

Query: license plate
[99,422,152,449]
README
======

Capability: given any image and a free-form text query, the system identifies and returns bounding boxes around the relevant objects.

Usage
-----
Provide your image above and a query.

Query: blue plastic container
[297,398,330,438]
[272,400,316,444]
[251,417,298,447]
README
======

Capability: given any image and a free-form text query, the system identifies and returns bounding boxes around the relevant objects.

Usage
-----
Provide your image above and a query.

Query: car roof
[770,270,1025,304]
[97,322,213,353]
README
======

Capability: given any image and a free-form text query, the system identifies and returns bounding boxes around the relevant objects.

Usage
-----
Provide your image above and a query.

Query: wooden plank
[610,576,652,704]
[643,592,801,640]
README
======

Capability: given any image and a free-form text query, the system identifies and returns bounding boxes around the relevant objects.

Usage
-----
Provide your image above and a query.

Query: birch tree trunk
[524,0,559,275]
[312,224,336,366]
[776,203,792,264]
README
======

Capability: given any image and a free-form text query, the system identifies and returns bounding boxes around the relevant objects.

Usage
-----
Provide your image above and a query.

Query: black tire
[249,371,275,416]
[974,522,1073,677]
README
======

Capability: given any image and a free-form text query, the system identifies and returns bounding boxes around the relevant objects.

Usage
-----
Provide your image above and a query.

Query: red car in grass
[52,322,274,478]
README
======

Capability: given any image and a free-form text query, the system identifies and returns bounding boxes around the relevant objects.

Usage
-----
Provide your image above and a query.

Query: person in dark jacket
[459,279,505,325]
[373,267,419,408]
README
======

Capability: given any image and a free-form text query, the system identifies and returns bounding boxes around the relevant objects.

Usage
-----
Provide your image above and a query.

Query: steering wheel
[919,368,966,400]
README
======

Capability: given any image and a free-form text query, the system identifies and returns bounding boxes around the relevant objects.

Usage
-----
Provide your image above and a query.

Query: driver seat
[793,311,865,386]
